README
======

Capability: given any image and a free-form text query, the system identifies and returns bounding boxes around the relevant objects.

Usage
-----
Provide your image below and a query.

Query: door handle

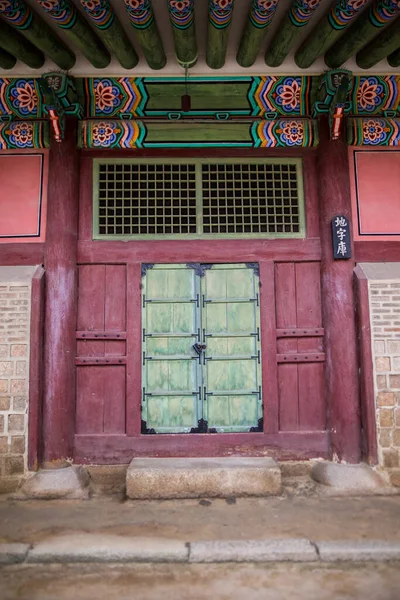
[192,343,206,355]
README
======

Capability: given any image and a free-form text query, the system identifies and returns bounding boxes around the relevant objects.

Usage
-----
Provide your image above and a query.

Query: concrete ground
[1,562,400,600]
[1,494,400,544]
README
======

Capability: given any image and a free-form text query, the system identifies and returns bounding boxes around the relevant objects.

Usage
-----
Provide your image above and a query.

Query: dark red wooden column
[42,121,80,467]
[317,116,361,463]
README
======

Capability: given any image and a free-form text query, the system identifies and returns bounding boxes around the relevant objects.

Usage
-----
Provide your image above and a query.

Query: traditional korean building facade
[0,0,400,491]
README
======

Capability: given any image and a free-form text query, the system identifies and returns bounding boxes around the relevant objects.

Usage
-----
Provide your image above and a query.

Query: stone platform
[126,457,281,500]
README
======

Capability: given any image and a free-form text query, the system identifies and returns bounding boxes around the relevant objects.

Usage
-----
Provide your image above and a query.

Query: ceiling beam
[325,0,400,68]
[356,18,400,69]
[123,0,166,70]
[295,0,370,69]
[0,18,44,68]
[207,0,235,69]
[79,0,138,69]
[237,0,279,68]
[265,0,323,67]
[167,0,197,67]
[0,47,16,69]
[388,45,400,67]
[0,0,75,69]
[35,0,110,68]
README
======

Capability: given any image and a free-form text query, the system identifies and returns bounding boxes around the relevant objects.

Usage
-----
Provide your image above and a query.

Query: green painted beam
[207,0,235,69]
[123,0,166,70]
[388,46,400,67]
[237,0,279,68]
[294,0,370,69]
[325,0,400,68]
[0,48,16,69]
[265,0,323,67]
[79,0,138,69]
[35,0,110,68]
[0,19,44,68]
[167,0,197,67]
[0,0,75,70]
[356,18,400,69]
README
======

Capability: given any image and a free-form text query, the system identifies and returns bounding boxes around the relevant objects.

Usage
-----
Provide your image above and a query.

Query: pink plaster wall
[350,148,400,240]
[0,153,48,242]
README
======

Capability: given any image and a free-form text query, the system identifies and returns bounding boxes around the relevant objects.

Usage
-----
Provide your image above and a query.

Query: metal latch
[192,343,206,355]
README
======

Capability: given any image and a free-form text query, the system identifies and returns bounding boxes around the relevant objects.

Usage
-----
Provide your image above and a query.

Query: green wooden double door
[142,263,262,433]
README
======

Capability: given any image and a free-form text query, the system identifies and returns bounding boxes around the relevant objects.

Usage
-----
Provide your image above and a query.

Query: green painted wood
[35,0,110,68]
[325,1,400,68]
[0,19,44,68]
[294,0,368,69]
[265,0,323,67]
[80,0,138,69]
[145,122,252,143]
[0,47,16,69]
[167,0,197,67]
[206,1,235,69]
[0,0,75,70]
[356,17,400,69]
[144,82,252,111]
[388,46,400,67]
[123,0,166,70]
[237,0,279,68]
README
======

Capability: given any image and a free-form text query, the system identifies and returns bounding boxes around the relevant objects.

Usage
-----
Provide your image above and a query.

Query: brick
[10,380,25,394]
[392,356,400,371]
[383,449,399,469]
[15,361,26,376]
[0,396,10,411]
[0,345,8,358]
[379,409,394,428]
[395,408,400,427]
[4,456,24,475]
[10,345,27,357]
[0,361,13,376]
[389,470,400,487]
[10,436,25,454]
[389,375,400,389]
[376,357,390,372]
[377,375,387,390]
[8,414,24,432]
[379,429,392,448]
[0,437,8,454]
[377,392,395,407]
[393,429,400,447]
[0,415,4,433]
[12,396,26,411]
[374,341,385,354]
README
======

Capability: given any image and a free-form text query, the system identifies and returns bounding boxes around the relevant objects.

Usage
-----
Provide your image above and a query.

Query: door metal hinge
[190,418,217,434]
[249,417,263,433]
[141,419,156,435]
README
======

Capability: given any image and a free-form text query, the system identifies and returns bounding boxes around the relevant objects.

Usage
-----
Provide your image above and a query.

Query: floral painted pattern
[92,121,120,146]
[10,80,38,116]
[357,77,384,112]
[168,0,194,28]
[124,0,153,28]
[208,0,234,28]
[274,78,301,113]
[279,120,304,146]
[250,0,279,28]
[7,121,34,147]
[362,119,389,145]
[0,0,32,28]
[289,0,322,27]
[329,0,369,29]
[36,0,76,28]
[94,79,122,114]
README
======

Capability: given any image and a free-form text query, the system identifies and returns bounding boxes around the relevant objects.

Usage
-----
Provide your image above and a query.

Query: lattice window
[94,159,305,239]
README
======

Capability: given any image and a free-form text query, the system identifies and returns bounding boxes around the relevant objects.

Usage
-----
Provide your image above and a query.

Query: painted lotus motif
[92,121,120,146]
[274,78,301,113]
[362,119,389,145]
[279,120,304,145]
[7,121,34,147]
[94,80,122,114]
[10,80,37,116]
[357,78,384,112]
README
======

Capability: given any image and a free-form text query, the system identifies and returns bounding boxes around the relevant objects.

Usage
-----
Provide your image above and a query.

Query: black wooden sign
[332,216,351,259]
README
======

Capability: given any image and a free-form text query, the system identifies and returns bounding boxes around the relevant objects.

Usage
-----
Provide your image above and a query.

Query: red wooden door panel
[275,262,325,432]
[75,264,127,434]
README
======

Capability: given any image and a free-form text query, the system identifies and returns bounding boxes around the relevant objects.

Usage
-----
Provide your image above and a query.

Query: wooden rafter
[0,47,16,70]
[167,0,197,67]
[207,0,234,69]
[388,46,400,68]
[123,0,166,70]
[325,0,400,68]
[356,18,400,69]
[0,0,75,70]
[79,0,138,69]
[237,0,279,68]
[0,18,44,69]
[295,0,371,69]
[34,0,110,69]
[265,0,323,68]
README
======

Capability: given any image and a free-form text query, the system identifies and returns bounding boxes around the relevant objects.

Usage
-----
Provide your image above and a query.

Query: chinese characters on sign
[332,216,351,259]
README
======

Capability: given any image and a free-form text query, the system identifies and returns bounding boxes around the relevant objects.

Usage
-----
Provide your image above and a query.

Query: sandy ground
[1,494,400,544]
[1,562,400,600]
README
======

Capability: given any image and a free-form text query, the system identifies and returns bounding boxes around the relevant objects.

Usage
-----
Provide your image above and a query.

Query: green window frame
[93,157,306,240]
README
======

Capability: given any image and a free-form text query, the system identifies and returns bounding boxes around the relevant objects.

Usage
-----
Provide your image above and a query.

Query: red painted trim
[259,261,279,434]
[78,239,321,264]
[354,266,378,465]
[125,263,142,436]
[354,241,400,263]
[78,157,93,243]
[82,148,317,160]
[302,153,320,239]
[0,243,45,266]
[28,266,45,471]
[74,431,329,464]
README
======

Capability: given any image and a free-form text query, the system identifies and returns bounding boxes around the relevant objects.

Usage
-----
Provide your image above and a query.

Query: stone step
[126,457,281,500]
